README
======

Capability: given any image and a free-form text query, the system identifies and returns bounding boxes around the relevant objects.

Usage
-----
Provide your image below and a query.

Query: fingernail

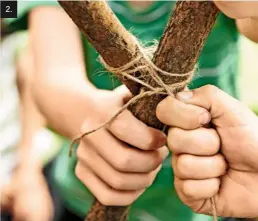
[199,111,211,125]
[158,133,167,147]
[177,91,193,102]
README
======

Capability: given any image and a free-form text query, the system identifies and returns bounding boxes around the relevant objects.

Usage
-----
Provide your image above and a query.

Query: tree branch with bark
[58,1,219,221]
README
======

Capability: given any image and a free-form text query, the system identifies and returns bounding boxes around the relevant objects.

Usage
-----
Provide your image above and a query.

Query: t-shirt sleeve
[4,0,59,31]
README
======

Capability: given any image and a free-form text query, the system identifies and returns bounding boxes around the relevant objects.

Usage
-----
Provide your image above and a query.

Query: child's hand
[75,86,168,206]
[156,85,258,218]
[214,1,258,42]
[213,1,258,19]
[3,167,53,221]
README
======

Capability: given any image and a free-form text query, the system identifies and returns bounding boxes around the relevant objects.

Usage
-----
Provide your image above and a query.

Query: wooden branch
[59,1,219,221]
[130,1,220,129]
[59,0,142,95]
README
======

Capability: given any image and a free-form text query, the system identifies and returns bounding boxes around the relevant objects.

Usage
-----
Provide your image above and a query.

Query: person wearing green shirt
[2,1,258,221]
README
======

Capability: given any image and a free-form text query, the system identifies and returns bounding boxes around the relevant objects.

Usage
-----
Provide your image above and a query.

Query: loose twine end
[211,196,218,221]
[68,38,217,220]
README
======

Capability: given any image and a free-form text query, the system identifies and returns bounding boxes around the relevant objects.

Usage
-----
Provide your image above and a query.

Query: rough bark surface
[130,1,220,129]
[86,200,129,221]
[59,1,219,221]
[59,0,141,95]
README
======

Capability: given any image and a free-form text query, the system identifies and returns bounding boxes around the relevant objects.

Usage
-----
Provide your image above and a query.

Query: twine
[69,39,217,220]
[211,197,218,221]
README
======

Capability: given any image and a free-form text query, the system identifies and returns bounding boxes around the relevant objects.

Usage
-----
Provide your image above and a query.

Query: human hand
[213,1,258,19]
[156,85,258,218]
[75,86,169,206]
[213,0,258,42]
[6,166,53,221]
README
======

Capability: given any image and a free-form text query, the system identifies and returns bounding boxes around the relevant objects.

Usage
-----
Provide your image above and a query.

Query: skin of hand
[75,85,169,206]
[156,85,258,218]
[3,166,53,221]
[213,1,258,42]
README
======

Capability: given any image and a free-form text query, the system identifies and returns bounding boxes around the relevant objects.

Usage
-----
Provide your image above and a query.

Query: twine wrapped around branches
[58,1,220,221]
[70,41,196,155]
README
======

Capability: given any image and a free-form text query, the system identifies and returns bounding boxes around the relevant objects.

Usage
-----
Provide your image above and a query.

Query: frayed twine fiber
[69,38,217,220]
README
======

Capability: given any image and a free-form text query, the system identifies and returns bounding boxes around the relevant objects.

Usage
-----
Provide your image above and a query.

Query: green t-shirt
[5,1,239,220]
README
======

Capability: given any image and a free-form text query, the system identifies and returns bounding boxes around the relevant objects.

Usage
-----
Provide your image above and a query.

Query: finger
[77,146,161,191]
[174,176,220,202]
[168,127,220,156]
[113,85,132,103]
[156,96,211,130]
[176,85,256,127]
[108,109,167,150]
[172,154,227,179]
[79,130,169,173]
[75,162,145,206]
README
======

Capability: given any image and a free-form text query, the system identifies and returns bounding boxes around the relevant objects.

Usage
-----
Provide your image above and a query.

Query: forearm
[236,17,258,43]
[16,44,46,170]
[29,6,96,139]
[33,71,96,139]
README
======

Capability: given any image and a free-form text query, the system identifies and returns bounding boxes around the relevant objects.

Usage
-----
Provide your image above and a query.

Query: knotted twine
[69,39,217,221]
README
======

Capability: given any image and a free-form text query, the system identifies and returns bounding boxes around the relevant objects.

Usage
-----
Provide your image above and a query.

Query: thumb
[176,85,256,127]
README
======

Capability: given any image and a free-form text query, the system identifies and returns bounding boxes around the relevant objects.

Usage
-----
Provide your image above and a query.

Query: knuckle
[167,128,180,151]
[150,154,162,170]
[75,164,83,182]
[208,129,220,154]
[217,154,227,174]
[97,190,114,206]
[182,181,195,198]
[110,117,127,138]
[113,152,133,172]
[145,129,167,150]
[110,175,126,190]
[203,84,218,96]
[186,114,201,129]
[147,173,157,188]
[76,146,84,160]
[206,158,217,173]
[177,155,190,177]
[125,195,139,206]
[76,145,89,164]
[153,149,167,167]
[122,190,144,206]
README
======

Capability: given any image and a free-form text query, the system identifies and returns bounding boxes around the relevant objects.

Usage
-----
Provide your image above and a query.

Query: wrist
[16,147,43,172]
[33,72,99,139]
[57,83,101,139]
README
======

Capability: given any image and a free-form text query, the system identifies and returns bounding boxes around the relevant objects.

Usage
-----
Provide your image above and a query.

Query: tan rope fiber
[211,197,218,221]
[69,40,217,220]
